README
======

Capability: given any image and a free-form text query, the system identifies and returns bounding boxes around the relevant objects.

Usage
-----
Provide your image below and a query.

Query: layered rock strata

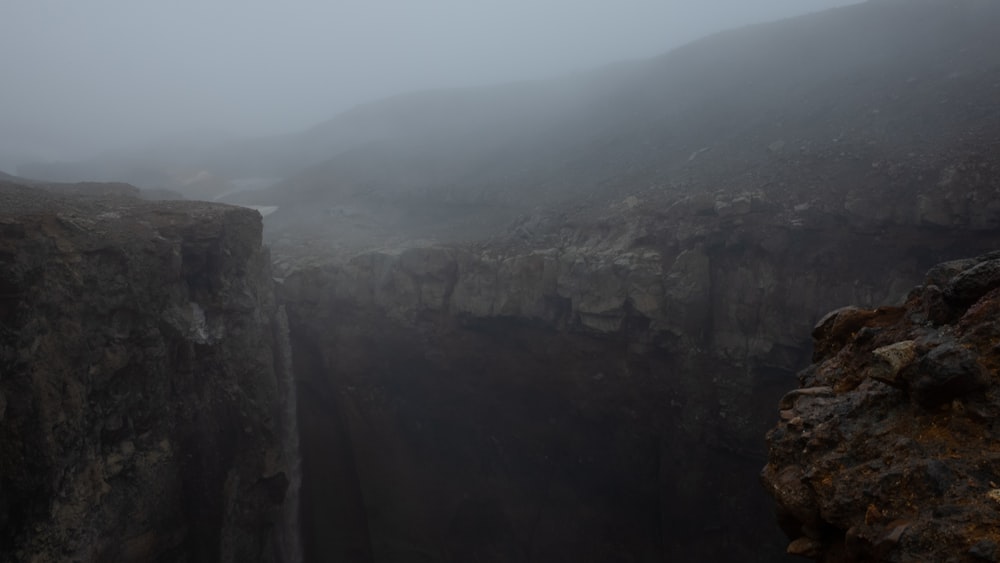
[0,183,294,562]
[763,251,1000,562]
[278,198,1000,562]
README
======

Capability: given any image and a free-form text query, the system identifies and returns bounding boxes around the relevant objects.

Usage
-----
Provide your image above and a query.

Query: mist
[4,1,1000,562]
[0,0,860,166]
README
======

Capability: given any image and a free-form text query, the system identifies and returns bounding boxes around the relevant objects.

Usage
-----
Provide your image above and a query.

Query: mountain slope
[233,0,1000,249]
[18,0,1000,244]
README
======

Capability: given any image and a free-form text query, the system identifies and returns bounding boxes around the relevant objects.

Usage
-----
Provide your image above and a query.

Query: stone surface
[762,251,1000,562]
[0,182,295,562]
[277,190,1000,562]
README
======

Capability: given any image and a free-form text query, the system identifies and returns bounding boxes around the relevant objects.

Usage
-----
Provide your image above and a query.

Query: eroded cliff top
[762,251,1000,562]
[0,180,264,250]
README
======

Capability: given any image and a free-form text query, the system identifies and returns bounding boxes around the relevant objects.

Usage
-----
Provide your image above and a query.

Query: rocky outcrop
[0,183,295,562]
[762,251,1000,562]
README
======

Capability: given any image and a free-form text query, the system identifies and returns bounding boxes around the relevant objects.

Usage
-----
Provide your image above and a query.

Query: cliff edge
[762,251,1000,562]
[0,182,295,561]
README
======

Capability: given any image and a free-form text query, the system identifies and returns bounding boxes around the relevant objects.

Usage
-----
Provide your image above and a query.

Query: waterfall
[275,304,303,563]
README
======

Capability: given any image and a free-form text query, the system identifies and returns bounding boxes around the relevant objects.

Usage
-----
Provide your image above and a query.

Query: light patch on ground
[236,205,279,217]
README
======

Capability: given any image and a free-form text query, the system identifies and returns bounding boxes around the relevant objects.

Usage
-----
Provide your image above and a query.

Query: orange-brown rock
[762,251,1000,562]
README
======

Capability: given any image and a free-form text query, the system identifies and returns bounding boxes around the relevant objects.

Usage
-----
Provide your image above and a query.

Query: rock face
[0,183,295,562]
[762,251,1000,562]
[278,195,1000,561]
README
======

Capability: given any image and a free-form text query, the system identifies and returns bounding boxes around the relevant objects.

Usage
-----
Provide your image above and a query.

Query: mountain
[255,0,1000,198]
[0,170,30,183]
[230,0,999,248]
[23,0,1000,219]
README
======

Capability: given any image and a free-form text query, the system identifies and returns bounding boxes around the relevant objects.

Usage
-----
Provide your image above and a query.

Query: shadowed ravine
[275,220,1000,562]
[276,305,304,563]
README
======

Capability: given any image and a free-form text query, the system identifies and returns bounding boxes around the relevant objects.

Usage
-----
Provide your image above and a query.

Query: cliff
[4,1,999,561]
[0,182,296,562]
[277,195,1000,561]
[762,251,1000,561]
[262,1,1000,553]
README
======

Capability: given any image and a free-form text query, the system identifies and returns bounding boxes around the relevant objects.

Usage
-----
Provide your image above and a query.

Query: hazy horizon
[0,0,861,168]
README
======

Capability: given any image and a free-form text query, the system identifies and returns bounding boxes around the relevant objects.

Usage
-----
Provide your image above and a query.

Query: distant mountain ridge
[0,170,25,182]
[249,0,1000,210]
[19,0,1000,219]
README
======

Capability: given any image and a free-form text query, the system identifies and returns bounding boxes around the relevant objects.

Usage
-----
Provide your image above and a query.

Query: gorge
[2,1,1000,562]
[274,197,1000,562]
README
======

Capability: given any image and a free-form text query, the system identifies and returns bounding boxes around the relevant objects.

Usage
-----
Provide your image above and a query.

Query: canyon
[2,1,1000,562]
[274,194,1000,562]
[4,171,997,561]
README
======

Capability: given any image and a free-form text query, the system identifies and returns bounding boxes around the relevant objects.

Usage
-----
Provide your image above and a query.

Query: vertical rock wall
[0,185,293,562]
[278,207,1000,562]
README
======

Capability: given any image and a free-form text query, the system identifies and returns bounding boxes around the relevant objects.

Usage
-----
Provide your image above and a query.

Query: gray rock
[910,342,988,407]
[946,258,1000,306]
[0,185,292,562]
[970,540,999,561]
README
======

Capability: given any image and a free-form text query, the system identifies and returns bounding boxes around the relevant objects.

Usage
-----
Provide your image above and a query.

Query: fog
[0,0,860,166]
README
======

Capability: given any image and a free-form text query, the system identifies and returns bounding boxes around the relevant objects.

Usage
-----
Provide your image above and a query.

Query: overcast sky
[0,0,861,163]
